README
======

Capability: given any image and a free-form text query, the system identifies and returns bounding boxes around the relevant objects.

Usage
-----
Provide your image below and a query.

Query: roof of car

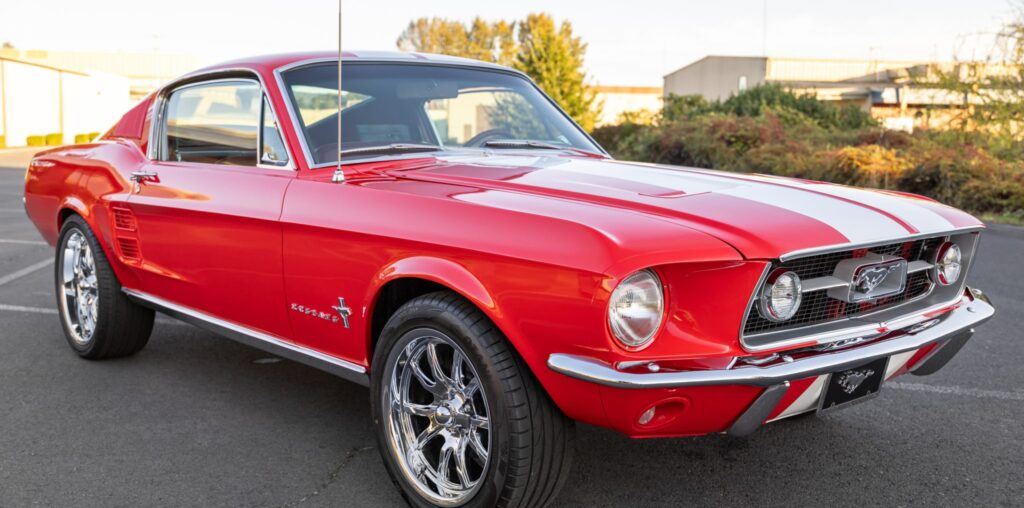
[193,51,515,76]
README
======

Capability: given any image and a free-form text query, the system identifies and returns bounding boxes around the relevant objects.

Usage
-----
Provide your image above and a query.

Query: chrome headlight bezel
[933,242,962,286]
[607,269,665,350]
[757,269,802,322]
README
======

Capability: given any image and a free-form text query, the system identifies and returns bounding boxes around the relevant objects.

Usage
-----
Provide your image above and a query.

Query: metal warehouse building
[0,56,132,148]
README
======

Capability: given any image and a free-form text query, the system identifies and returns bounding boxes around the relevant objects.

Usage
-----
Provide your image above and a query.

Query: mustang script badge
[837,368,875,394]
[290,297,352,329]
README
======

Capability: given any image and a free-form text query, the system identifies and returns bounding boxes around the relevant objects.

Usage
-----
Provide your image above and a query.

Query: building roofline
[663,55,768,78]
[0,55,90,77]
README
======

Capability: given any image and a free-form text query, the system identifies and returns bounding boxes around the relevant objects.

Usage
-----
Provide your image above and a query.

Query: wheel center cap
[434,405,453,424]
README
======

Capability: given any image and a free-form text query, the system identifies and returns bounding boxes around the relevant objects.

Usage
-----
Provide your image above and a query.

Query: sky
[1,0,1018,86]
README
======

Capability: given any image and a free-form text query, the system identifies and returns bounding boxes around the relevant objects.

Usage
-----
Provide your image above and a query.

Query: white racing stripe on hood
[512,161,924,243]
[544,162,737,194]
[716,184,909,243]
[796,185,954,234]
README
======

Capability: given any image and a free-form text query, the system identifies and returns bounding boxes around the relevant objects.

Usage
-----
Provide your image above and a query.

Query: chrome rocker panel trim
[547,289,993,390]
[123,289,369,386]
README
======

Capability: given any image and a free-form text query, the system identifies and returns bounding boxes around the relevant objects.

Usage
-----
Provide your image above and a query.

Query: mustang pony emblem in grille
[828,255,909,303]
[855,264,902,293]
[837,368,875,394]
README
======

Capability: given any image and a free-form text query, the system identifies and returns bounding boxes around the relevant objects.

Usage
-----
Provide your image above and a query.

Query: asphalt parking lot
[0,156,1021,507]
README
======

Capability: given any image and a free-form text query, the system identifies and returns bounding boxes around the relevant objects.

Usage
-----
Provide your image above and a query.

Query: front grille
[743,237,943,336]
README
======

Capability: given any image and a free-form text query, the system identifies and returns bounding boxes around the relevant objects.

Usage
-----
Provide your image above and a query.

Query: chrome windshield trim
[123,289,368,386]
[548,293,993,389]
[272,58,608,170]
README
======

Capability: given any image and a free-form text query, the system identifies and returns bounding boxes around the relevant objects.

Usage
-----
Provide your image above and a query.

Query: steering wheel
[464,129,514,148]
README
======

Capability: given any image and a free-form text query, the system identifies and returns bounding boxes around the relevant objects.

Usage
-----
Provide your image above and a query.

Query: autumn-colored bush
[591,86,1024,219]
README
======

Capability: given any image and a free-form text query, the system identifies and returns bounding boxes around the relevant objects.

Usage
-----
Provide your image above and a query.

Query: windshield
[280,62,602,165]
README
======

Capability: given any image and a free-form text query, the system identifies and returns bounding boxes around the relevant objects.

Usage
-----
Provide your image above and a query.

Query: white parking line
[0,303,56,314]
[888,382,1024,402]
[0,302,189,327]
[0,259,53,287]
[0,239,48,246]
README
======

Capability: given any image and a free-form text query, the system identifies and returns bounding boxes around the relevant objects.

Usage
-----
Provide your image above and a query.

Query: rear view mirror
[396,80,459,100]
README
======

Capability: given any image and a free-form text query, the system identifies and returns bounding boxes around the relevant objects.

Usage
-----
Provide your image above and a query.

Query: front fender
[366,255,497,316]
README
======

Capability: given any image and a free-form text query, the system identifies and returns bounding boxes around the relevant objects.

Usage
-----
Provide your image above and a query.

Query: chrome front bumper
[548,288,994,390]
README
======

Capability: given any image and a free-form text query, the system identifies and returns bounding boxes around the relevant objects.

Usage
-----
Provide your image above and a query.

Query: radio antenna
[332,0,345,183]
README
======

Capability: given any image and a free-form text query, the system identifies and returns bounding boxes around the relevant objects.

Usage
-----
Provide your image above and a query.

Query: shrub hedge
[591,85,1024,219]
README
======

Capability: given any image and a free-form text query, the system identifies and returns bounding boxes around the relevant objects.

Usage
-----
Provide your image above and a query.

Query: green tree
[929,4,1024,150]
[396,13,602,131]
[513,14,601,131]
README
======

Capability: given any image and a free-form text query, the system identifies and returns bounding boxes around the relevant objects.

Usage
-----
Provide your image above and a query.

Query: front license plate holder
[818,356,889,412]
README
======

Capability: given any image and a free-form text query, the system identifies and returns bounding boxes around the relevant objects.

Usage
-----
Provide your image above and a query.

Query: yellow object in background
[45,133,63,146]
[26,135,45,147]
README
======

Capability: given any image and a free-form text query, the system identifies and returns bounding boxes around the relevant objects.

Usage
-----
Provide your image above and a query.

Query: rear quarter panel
[24,140,147,288]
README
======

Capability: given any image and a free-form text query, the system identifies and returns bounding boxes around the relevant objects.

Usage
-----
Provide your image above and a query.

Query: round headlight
[758,270,802,322]
[934,242,962,286]
[608,269,664,349]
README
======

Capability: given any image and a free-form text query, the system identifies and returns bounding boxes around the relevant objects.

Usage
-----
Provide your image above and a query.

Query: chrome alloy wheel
[383,331,491,506]
[59,230,99,345]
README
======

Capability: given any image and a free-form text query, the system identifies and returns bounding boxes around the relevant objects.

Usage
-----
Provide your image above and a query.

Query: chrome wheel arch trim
[122,288,368,385]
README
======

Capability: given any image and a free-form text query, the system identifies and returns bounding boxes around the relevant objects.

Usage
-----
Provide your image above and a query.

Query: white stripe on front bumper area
[769,349,921,422]
[770,375,827,421]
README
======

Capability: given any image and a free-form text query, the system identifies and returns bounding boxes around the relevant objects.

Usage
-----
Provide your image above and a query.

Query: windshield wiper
[482,140,564,150]
[340,143,443,157]
[482,139,606,158]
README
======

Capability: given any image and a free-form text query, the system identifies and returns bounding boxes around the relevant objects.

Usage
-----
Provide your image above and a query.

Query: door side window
[163,80,261,166]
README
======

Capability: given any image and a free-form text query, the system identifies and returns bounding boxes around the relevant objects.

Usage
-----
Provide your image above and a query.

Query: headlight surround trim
[757,269,802,322]
[607,269,665,350]
[934,242,962,286]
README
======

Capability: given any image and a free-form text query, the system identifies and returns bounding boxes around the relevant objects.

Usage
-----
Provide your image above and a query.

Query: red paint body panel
[21,53,987,438]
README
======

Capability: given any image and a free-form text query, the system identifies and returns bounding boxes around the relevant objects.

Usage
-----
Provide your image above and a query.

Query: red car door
[125,78,295,338]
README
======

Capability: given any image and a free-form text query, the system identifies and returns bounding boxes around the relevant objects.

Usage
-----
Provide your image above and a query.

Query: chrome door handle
[130,171,159,193]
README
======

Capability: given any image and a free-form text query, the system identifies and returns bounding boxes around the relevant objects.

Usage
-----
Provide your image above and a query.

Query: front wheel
[371,292,573,507]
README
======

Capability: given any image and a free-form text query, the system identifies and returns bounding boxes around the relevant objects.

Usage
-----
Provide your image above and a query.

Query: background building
[663,55,973,131]
[594,86,663,126]
[0,49,205,148]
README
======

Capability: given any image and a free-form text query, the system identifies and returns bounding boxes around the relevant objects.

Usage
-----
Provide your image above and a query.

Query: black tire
[55,215,154,359]
[370,291,574,508]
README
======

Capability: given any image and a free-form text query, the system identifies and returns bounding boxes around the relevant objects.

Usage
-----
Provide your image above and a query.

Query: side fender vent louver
[110,205,142,263]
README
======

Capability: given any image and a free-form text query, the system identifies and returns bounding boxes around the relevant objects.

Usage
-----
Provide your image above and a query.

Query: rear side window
[160,79,289,168]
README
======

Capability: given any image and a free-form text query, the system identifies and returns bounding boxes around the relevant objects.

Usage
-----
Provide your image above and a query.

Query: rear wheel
[371,291,574,507]
[55,215,154,359]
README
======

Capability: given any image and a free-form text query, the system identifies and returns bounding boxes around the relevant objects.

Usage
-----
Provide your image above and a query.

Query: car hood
[378,153,982,260]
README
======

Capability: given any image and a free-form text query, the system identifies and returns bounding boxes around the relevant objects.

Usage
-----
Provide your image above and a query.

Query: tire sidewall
[370,300,512,508]
[55,216,116,356]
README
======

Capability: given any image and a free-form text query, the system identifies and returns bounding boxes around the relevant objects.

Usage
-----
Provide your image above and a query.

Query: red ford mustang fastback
[23,52,994,507]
